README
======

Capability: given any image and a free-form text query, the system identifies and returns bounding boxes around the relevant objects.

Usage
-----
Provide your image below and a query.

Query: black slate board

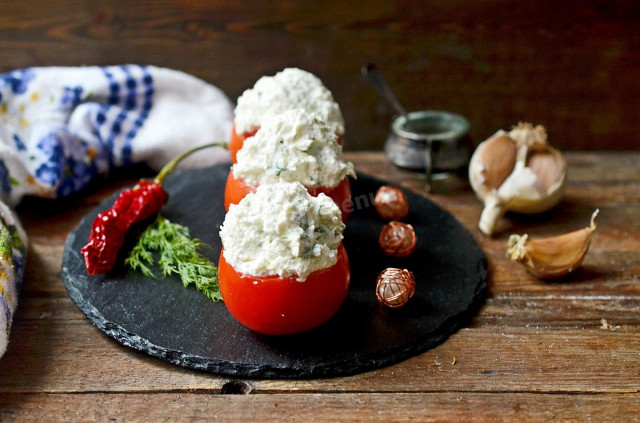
[62,165,486,379]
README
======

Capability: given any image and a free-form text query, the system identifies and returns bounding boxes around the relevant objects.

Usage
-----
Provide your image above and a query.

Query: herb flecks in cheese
[233,109,355,188]
[234,67,344,136]
[219,182,344,280]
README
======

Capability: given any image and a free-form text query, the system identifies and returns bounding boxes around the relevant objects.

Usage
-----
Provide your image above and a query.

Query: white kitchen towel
[0,65,233,358]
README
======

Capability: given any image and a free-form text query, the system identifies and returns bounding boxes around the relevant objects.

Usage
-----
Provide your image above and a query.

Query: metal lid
[391,110,469,143]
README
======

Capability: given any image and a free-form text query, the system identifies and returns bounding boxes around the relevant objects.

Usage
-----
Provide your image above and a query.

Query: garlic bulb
[469,123,568,235]
[506,209,599,279]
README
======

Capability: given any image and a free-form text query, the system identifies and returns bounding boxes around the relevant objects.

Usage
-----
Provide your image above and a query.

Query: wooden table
[1,151,638,421]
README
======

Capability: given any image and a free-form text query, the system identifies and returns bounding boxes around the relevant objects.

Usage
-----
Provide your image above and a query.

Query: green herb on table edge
[126,215,221,302]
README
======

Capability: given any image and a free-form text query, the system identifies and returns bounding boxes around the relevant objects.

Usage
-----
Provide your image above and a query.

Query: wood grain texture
[0,151,638,421]
[2,322,639,394]
[1,393,640,423]
[0,1,638,151]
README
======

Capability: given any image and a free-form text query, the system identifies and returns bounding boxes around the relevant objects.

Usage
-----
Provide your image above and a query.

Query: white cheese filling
[233,109,355,189]
[219,182,345,280]
[234,67,344,136]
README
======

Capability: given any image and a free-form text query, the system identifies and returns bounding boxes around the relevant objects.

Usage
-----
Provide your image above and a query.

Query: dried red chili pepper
[81,181,168,275]
[80,142,227,275]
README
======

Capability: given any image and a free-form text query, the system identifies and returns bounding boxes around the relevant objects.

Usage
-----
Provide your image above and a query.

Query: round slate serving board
[62,165,486,379]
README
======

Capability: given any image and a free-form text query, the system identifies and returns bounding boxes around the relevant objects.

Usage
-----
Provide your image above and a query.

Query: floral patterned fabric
[0,203,26,358]
[0,65,233,358]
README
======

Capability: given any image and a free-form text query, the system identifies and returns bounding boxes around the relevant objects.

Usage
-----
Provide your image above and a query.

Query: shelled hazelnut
[374,186,409,220]
[379,221,417,257]
[376,268,416,308]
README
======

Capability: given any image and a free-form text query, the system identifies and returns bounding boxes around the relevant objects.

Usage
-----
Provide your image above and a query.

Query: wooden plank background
[0,0,638,151]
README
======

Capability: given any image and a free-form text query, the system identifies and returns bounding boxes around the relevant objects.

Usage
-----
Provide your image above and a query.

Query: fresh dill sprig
[125,215,222,302]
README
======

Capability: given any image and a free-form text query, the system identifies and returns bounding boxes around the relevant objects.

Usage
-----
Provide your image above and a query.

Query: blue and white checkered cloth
[0,65,233,358]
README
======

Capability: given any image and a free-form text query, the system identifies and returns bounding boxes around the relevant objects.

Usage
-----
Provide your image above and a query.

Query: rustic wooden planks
[0,1,638,151]
[0,151,638,420]
[1,393,639,422]
[1,321,639,394]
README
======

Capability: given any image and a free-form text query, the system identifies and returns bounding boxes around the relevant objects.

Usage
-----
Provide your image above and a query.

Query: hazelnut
[379,221,417,257]
[376,268,416,308]
[374,186,409,220]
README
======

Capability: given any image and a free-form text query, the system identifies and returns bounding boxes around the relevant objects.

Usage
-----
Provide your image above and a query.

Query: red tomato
[219,243,350,335]
[224,170,352,222]
[230,123,344,163]
[229,124,257,163]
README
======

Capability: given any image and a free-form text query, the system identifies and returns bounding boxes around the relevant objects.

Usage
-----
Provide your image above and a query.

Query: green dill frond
[125,216,222,302]
[125,239,156,279]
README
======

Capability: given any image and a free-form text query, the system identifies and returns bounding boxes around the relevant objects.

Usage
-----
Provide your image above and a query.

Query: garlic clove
[469,122,568,235]
[468,132,517,199]
[528,151,566,192]
[506,150,568,215]
[506,209,599,279]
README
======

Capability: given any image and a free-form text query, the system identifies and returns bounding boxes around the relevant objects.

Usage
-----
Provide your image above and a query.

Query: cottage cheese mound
[233,109,355,188]
[219,182,345,280]
[234,67,344,136]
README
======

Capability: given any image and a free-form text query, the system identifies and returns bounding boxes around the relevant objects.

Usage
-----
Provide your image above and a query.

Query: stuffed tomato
[219,182,350,335]
[224,170,352,223]
[230,124,344,164]
[226,108,355,221]
[229,125,256,163]
[230,67,345,163]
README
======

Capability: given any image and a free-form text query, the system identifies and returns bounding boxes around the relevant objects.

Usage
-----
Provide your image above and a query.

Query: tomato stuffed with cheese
[219,182,350,335]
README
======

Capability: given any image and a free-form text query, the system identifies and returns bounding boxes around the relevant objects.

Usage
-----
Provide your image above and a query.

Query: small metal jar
[384,110,471,183]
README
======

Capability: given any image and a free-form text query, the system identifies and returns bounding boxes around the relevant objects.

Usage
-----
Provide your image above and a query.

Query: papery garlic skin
[469,123,568,235]
[497,163,546,203]
[469,131,516,201]
[506,209,599,279]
